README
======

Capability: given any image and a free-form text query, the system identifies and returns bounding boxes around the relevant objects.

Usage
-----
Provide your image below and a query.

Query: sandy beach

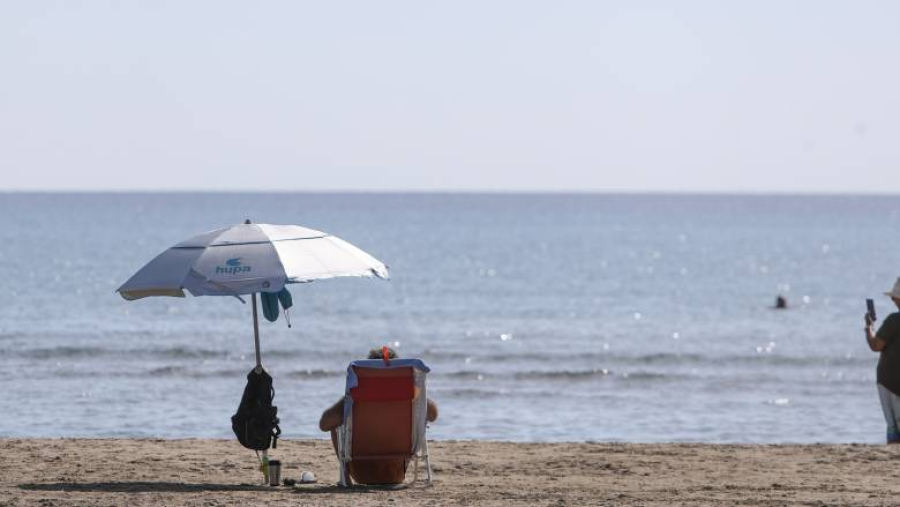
[2,439,899,506]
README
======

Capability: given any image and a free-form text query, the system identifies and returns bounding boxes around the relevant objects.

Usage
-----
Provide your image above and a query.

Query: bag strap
[269,381,280,448]
[272,422,281,448]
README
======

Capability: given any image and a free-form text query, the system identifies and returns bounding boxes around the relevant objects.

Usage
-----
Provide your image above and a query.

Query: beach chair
[335,358,433,487]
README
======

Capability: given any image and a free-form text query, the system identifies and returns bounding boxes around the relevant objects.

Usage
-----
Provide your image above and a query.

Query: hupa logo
[216,257,252,275]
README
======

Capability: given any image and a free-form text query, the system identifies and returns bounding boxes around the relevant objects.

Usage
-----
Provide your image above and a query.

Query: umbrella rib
[325,236,389,279]
[171,235,329,249]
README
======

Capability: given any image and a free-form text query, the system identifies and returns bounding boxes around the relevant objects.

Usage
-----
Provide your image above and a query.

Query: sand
[2,439,900,506]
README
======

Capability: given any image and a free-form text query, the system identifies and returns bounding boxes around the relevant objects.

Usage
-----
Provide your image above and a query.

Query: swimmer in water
[774,295,788,309]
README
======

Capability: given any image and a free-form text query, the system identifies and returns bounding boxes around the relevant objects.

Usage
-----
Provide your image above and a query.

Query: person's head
[887,277,900,309]
[368,346,398,360]
[775,295,787,309]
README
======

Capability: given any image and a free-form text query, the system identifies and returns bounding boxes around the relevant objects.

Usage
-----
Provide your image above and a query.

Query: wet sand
[2,439,899,506]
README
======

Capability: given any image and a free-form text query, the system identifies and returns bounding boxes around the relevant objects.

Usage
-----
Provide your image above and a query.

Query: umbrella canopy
[117,222,388,301]
[117,221,388,371]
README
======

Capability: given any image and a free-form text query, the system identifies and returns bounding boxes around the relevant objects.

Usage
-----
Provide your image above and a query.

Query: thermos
[268,459,282,486]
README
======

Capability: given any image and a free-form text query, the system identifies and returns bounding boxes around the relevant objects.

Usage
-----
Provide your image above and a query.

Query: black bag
[231,368,281,450]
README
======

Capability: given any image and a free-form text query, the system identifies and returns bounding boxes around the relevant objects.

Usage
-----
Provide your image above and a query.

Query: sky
[1,1,899,193]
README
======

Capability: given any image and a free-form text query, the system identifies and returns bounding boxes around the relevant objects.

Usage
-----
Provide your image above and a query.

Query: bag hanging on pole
[231,368,281,450]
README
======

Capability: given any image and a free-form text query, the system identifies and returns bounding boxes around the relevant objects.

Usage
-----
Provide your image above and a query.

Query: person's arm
[426,398,438,422]
[319,397,345,432]
[867,313,888,352]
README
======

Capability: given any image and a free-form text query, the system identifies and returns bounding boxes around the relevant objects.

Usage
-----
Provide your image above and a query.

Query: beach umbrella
[117,220,388,370]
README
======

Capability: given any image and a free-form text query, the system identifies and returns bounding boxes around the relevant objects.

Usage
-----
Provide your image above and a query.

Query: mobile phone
[867,298,877,322]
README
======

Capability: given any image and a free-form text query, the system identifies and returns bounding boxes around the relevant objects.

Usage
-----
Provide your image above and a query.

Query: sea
[0,192,898,444]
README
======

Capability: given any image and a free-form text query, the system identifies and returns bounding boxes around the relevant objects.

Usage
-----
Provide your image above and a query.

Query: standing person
[865,278,900,444]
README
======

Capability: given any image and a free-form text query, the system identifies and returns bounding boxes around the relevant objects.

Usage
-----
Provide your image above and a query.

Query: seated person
[319,346,438,485]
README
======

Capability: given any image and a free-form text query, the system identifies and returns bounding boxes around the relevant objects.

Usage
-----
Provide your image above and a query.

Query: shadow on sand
[19,482,420,494]
[19,482,273,493]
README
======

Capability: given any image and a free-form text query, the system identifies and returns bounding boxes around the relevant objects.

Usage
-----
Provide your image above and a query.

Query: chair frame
[335,362,433,488]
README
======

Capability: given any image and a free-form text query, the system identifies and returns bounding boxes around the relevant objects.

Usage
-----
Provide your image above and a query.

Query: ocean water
[0,192,898,443]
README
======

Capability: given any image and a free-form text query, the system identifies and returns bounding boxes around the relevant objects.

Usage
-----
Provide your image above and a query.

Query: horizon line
[1,188,899,197]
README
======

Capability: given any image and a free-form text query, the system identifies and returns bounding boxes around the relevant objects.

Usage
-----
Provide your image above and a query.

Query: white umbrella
[117,220,388,370]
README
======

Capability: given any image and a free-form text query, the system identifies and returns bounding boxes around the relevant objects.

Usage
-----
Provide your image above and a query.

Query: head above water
[368,346,398,360]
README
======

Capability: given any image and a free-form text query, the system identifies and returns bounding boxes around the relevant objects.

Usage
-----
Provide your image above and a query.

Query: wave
[422,349,872,368]
[513,369,612,380]
[15,346,238,361]
[11,345,874,387]
[143,366,342,379]
[614,352,872,368]
[513,369,693,382]
[441,368,688,382]
[284,369,344,379]
[147,366,190,377]
[10,342,875,369]
[44,366,693,383]
[16,346,110,359]
[11,345,374,361]
[146,366,245,378]
[436,388,507,399]
[443,370,489,380]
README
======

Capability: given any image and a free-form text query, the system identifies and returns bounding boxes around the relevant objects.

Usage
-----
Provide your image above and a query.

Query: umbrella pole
[252,292,262,373]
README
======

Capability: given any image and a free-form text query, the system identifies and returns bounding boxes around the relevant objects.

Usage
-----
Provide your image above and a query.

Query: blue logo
[216,258,252,275]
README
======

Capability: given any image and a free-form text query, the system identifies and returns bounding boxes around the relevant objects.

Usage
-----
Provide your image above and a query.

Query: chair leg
[422,439,433,485]
[336,424,352,488]
[338,460,350,488]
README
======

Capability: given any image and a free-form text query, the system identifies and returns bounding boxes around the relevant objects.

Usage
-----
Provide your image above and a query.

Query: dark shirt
[877,312,900,395]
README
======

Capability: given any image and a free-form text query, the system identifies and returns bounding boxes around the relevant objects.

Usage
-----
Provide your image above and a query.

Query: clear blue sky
[2,1,899,192]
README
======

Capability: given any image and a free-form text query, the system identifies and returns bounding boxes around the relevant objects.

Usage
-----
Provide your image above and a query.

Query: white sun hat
[885,277,900,299]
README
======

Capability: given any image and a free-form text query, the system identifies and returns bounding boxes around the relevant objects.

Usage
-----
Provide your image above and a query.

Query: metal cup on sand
[267,460,282,486]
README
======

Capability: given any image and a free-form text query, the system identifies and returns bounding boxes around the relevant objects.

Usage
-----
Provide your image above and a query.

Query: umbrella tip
[244,219,252,224]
